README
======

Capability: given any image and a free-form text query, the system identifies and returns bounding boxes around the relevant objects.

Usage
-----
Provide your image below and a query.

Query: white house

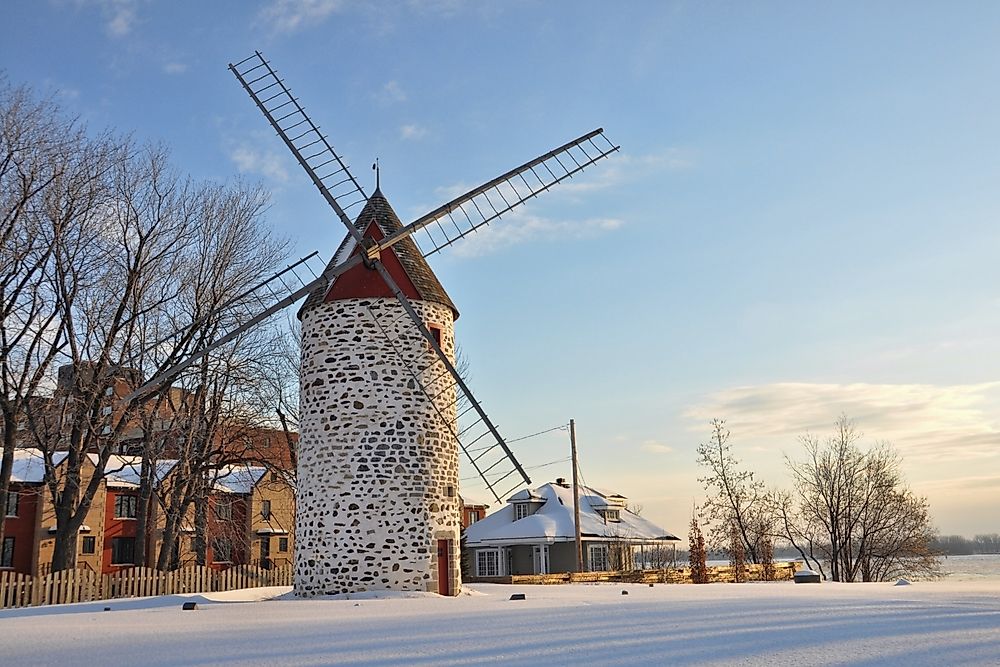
[464,479,679,577]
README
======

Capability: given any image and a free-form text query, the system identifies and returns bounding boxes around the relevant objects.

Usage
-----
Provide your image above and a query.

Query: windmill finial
[372,158,380,191]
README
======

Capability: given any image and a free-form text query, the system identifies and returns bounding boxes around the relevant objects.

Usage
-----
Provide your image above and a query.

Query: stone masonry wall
[296,297,460,596]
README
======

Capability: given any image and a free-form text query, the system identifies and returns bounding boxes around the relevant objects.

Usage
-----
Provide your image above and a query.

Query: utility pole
[570,418,583,573]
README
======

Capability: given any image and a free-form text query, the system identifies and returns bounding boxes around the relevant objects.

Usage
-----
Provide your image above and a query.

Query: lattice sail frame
[365,304,527,503]
[132,51,620,501]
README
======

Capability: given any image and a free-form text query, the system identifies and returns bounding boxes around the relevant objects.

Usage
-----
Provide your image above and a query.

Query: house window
[213,538,232,563]
[1,537,14,568]
[476,548,503,577]
[5,491,18,517]
[215,498,232,520]
[101,405,113,416]
[514,503,531,521]
[602,509,620,523]
[114,495,138,519]
[278,537,289,552]
[111,537,135,565]
[81,536,96,555]
[588,544,609,572]
[467,511,478,525]
[261,500,271,520]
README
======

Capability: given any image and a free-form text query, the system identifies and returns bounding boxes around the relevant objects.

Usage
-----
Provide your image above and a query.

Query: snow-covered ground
[1,580,998,665]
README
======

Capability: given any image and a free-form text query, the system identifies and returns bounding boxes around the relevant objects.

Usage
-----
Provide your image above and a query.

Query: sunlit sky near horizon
[3,1,999,536]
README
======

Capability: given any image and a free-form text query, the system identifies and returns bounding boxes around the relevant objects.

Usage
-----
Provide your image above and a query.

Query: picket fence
[0,564,292,609]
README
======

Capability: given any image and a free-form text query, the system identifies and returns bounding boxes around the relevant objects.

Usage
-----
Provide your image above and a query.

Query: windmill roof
[299,189,458,318]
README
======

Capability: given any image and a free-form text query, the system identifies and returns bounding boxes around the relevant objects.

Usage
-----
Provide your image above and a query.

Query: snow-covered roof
[210,464,268,495]
[466,482,679,546]
[90,454,178,489]
[506,488,545,503]
[10,449,68,484]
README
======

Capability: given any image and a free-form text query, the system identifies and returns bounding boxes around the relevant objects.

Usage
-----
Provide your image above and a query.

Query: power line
[464,422,569,454]
[460,456,570,483]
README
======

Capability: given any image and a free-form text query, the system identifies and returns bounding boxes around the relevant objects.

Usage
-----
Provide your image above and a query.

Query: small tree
[689,514,708,584]
[696,419,771,563]
[759,534,775,581]
[728,521,746,583]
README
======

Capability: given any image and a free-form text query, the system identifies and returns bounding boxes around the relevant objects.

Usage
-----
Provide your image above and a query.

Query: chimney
[555,477,570,488]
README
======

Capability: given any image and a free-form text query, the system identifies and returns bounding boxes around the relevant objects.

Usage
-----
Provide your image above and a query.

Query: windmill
[128,51,619,596]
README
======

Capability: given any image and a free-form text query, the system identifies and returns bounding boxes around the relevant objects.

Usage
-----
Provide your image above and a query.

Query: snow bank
[1,581,998,665]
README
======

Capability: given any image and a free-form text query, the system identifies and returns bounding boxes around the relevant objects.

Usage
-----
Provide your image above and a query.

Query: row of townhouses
[2,449,294,576]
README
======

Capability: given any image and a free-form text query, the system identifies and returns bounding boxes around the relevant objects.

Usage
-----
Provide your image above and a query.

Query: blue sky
[4,1,1000,535]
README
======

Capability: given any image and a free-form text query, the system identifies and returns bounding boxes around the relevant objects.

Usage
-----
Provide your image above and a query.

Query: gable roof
[465,482,679,546]
[298,188,458,318]
[89,454,178,489]
[210,464,268,495]
[10,449,68,484]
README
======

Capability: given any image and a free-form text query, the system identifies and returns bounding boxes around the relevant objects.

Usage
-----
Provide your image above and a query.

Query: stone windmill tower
[128,51,619,596]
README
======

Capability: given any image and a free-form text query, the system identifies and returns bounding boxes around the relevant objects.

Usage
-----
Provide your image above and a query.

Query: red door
[437,539,451,596]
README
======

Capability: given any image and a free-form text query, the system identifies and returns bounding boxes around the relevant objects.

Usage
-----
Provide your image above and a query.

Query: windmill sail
[125,251,334,401]
[382,128,619,258]
[222,51,619,501]
[229,52,367,228]
[365,302,528,503]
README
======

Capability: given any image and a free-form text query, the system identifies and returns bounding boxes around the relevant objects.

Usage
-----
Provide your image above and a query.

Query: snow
[9,449,68,483]
[467,482,678,545]
[94,454,178,489]
[1,580,998,665]
[210,464,268,495]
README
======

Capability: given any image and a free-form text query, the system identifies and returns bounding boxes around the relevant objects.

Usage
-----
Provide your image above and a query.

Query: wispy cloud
[448,209,623,258]
[685,381,1000,462]
[229,144,289,183]
[641,440,674,454]
[558,147,694,195]
[106,0,137,36]
[377,81,407,105]
[163,62,187,75]
[256,0,346,34]
[399,123,427,141]
[73,0,139,37]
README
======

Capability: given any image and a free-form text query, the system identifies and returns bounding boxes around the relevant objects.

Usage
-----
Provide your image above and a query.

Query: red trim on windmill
[324,219,422,303]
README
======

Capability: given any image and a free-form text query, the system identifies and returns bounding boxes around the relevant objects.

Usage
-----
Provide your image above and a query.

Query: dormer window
[601,509,620,522]
[514,503,531,521]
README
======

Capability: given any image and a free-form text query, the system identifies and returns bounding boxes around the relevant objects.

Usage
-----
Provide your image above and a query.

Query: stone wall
[296,297,461,595]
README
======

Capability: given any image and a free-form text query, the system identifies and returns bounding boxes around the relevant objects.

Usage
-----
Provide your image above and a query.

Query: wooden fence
[0,564,292,610]
[467,561,798,585]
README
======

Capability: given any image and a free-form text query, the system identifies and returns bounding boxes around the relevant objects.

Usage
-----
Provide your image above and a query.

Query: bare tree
[783,415,940,581]
[0,80,86,550]
[696,419,771,563]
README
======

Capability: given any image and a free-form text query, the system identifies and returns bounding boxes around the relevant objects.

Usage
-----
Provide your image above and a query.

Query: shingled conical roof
[298,189,458,319]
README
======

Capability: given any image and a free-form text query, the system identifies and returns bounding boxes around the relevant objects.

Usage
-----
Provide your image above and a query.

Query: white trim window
[513,503,531,521]
[5,491,18,518]
[588,544,609,572]
[476,548,504,577]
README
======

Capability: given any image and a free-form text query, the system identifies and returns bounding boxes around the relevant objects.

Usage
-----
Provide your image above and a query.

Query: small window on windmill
[445,485,455,498]
[428,324,442,349]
